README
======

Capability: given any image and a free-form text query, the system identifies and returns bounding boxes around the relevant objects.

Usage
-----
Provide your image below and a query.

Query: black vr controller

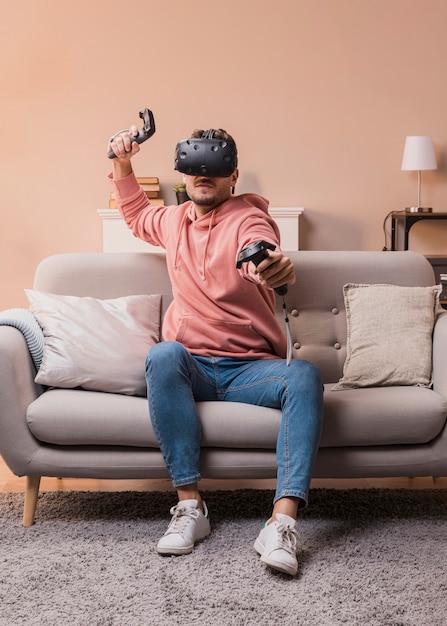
[108,108,156,159]
[174,130,238,177]
[236,240,288,296]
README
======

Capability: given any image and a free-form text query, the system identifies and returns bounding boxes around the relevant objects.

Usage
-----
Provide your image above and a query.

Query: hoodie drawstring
[200,210,216,280]
[173,211,189,270]
[173,207,216,282]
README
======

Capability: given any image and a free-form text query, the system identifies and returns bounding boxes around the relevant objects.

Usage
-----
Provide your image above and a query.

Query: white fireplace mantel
[97,207,304,253]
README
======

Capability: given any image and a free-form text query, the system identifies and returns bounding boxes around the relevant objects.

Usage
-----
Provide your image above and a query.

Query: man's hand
[253,250,296,291]
[108,125,140,178]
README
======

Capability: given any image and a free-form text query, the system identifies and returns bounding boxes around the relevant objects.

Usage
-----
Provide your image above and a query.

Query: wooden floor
[1,455,446,494]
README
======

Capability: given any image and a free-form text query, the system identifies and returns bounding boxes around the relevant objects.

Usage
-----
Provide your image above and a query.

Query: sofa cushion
[322,384,446,446]
[333,283,441,390]
[26,389,282,448]
[26,290,161,396]
[26,386,447,448]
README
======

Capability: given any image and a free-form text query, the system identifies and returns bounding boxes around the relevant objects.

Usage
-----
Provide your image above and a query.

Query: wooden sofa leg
[23,475,41,527]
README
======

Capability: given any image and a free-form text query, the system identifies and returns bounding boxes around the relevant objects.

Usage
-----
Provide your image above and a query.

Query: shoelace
[165,504,201,536]
[275,521,300,554]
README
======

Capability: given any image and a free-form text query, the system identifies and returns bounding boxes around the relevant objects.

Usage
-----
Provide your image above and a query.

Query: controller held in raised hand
[108,108,156,159]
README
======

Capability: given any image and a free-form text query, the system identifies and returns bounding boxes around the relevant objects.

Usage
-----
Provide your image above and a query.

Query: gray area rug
[0,488,446,626]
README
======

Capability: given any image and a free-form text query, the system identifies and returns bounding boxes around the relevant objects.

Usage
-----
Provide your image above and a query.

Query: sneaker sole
[157,544,194,556]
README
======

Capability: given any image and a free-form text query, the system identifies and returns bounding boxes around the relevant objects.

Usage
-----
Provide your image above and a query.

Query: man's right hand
[108,124,140,178]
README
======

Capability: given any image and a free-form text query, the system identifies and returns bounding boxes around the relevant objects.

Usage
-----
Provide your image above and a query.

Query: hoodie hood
[175,193,272,278]
[184,192,270,226]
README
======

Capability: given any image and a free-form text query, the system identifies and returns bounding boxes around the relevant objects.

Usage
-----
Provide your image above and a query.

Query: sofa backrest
[34,250,435,384]
[281,251,435,382]
[34,252,174,319]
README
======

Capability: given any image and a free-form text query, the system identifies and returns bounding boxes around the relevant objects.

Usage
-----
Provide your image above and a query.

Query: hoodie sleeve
[108,172,170,248]
[236,210,282,285]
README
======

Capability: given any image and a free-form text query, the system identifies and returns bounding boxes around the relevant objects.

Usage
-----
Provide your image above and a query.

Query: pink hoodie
[110,173,287,359]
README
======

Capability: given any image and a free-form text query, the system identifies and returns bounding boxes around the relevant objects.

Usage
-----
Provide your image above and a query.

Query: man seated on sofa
[107,125,323,577]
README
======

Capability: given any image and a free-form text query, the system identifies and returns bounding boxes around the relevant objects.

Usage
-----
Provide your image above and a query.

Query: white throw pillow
[332,283,441,391]
[26,290,161,396]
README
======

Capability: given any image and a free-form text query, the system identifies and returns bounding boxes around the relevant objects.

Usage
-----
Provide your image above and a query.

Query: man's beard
[189,182,221,208]
[186,177,232,210]
[190,190,220,206]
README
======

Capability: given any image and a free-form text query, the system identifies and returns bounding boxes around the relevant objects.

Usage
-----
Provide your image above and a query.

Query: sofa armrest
[432,310,447,399]
[0,326,45,476]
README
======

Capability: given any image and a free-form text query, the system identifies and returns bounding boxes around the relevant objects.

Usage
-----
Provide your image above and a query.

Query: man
[108,125,323,576]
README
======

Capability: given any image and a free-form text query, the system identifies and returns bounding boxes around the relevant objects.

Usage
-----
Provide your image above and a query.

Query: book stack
[109,177,164,208]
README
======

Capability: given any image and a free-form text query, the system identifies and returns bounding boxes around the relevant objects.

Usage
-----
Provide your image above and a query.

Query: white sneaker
[254,513,300,575]
[156,499,210,555]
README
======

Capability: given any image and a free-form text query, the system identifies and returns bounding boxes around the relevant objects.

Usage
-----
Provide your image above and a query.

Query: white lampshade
[401,136,437,171]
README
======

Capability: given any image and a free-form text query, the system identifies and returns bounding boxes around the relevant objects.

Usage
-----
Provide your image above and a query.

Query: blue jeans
[146,341,323,507]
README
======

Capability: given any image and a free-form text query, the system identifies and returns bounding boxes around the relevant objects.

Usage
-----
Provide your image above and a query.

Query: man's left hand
[253,250,296,291]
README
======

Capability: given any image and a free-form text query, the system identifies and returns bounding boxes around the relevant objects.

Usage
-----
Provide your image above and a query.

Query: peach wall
[1,0,447,308]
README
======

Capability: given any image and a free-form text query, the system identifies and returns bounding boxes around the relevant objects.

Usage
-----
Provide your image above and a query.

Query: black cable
[382,209,405,251]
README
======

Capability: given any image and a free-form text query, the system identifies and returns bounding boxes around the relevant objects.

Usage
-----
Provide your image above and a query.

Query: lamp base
[405,207,433,213]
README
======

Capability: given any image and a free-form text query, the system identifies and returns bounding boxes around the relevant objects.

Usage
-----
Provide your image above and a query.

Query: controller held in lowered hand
[236,240,288,296]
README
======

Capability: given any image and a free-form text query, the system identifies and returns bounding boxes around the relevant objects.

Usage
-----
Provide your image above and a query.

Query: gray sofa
[0,250,446,526]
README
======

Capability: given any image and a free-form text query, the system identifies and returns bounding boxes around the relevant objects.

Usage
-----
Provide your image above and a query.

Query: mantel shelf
[97,207,304,253]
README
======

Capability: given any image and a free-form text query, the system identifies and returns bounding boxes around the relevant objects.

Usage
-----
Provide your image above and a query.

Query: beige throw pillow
[26,290,161,396]
[332,283,441,391]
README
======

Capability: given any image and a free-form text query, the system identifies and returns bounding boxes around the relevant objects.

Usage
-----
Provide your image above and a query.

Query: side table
[390,211,447,251]
[389,212,447,309]
[426,256,447,309]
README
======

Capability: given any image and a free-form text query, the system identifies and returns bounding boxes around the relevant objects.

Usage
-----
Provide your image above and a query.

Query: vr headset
[174,129,238,177]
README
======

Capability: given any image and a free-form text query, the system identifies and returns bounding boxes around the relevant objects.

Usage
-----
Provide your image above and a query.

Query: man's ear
[231,168,239,194]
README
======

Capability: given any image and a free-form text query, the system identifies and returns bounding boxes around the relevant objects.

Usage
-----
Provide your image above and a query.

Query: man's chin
[190,193,217,207]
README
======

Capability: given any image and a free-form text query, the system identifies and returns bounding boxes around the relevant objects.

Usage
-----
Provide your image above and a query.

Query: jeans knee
[145,341,187,373]
[288,359,323,391]
[287,358,318,376]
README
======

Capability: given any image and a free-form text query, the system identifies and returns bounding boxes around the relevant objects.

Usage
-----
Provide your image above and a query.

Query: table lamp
[401,135,437,213]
